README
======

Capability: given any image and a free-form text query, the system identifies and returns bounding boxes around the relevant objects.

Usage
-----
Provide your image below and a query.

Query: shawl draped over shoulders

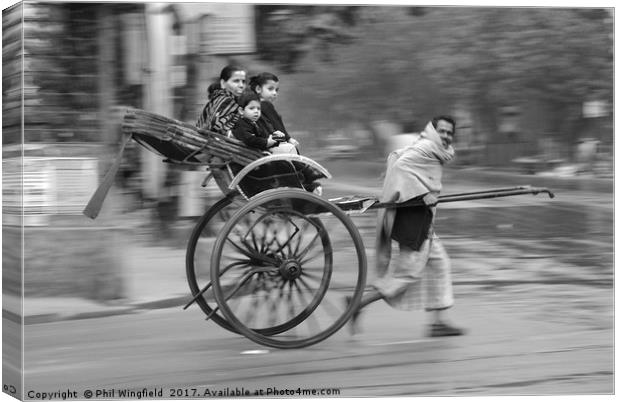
[196,89,240,135]
[375,121,454,276]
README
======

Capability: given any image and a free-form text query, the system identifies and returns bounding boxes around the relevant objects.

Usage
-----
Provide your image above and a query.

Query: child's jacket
[232,117,271,151]
[257,101,291,141]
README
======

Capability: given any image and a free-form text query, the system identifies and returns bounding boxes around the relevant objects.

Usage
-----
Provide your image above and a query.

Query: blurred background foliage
[254,6,612,142]
[7,4,613,159]
[2,3,612,262]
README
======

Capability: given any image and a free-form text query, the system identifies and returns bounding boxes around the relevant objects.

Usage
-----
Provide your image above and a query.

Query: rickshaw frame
[84,108,554,349]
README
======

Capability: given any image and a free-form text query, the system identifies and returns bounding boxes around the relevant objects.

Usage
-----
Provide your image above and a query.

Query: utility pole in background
[141,3,174,201]
[97,6,115,145]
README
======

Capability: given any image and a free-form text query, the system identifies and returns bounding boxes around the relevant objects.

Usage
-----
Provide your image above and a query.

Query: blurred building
[2,2,257,304]
[3,2,257,222]
[3,3,613,222]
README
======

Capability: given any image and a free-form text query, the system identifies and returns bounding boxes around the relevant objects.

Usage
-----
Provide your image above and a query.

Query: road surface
[20,177,613,398]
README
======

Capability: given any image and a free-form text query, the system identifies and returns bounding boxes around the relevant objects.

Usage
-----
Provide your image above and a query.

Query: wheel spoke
[296,230,322,261]
[293,220,314,255]
[270,233,287,258]
[259,217,270,254]
[226,292,245,319]
[250,226,261,254]
[225,237,255,259]
[241,238,262,258]
[247,213,281,253]
[317,294,343,321]
[283,280,298,338]
[284,223,297,257]
[259,275,279,323]
[242,214,272,255]
[221,259,252,274]
[184,280,214,310]
[223,267,275,302]
[267,226,281,251]
[297,275,320,297]
[226,237,278,265]
[208,189,365,349]
[292,280,321,334]
[300,269,324,282]
[266,278,289,327]
[291,277,312,300]
[300,249,331,266]
[287,280,296,322]
[272,215,300,255]
[184,259,250,310]
[243,273,265,327]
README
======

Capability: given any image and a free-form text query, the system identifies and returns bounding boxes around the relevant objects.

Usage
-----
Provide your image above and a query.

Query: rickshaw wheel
[186,196,239,332]
[186,193,327,336]
[210,188,367,349]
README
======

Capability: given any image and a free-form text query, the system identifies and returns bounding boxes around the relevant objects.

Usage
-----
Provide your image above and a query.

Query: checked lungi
[373,225,454,312]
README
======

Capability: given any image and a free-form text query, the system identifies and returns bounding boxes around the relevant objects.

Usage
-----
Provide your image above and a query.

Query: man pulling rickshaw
[83,66,554,349]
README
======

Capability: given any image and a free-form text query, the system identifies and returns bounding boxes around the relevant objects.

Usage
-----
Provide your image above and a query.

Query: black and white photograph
[2,0,614,399]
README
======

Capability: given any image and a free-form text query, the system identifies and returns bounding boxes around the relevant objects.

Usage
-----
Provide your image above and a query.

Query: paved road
[20,175,613,398]
[22,296,612,397]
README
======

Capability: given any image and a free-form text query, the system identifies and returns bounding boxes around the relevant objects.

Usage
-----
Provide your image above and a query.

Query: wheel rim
[239,211,333,336]
[187,195,333,337]
[211,188,366,349]
[186,196,240,333]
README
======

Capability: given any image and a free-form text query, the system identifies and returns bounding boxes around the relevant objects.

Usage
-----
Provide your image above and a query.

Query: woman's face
[256,80,279,102]
[221,71,246,97]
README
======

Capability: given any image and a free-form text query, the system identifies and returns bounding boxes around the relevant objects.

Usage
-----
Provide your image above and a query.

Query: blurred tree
[24,3,100,142]
[24,3,144,142]
[420,8,613,141]
[273,6,612,156]
[255,5,358,72]
[3,3,23,145]
[273,6,452,132]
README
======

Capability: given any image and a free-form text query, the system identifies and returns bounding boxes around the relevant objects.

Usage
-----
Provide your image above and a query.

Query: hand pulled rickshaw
[84,108,554,349]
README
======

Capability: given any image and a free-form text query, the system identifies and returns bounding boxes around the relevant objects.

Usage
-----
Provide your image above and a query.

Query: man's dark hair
[431,115,456,135]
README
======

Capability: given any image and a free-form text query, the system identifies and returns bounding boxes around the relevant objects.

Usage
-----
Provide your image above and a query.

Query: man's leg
[424,234,464,336]
[345,290,382,335]
[358,290,383,310]
[347,242,428,334]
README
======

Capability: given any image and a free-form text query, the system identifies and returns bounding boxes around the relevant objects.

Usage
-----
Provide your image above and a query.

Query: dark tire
[186,194,329,336]
[210,188,367,349]
[186,196,239,332]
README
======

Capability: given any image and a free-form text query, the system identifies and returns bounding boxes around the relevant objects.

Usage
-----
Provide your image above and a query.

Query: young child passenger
[232,91,322,194]
[231,92,275,150]
[249,72,323,194]
[248,72,300,151]
[232,92,298,154]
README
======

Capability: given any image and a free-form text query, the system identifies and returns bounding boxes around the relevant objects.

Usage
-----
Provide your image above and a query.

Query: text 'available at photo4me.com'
[25,386,342,399]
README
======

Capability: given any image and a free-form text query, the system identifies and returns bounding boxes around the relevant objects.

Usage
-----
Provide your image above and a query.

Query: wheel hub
[279,259,302,280]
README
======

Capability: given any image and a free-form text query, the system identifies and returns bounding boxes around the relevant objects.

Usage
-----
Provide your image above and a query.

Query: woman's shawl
[196,89,240,135]
[375,121,454,276]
